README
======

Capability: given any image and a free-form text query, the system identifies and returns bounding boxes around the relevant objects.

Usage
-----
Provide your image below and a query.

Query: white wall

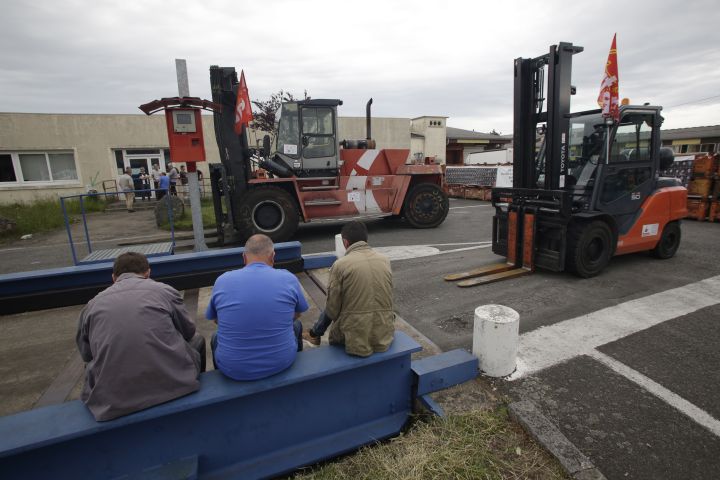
[410,117,447,163]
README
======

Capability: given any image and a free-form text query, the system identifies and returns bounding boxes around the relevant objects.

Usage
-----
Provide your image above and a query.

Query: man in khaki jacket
[303,221,394,356]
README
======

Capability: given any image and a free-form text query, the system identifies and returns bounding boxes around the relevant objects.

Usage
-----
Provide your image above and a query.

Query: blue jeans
[309,311,333,338]
[211,320,303,370]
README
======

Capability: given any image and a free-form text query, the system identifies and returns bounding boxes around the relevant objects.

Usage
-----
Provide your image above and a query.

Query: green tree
[251,90,296,133]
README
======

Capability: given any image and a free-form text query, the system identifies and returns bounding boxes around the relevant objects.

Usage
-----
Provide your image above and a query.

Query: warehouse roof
[661,125,720,141]
[446,127,512,141]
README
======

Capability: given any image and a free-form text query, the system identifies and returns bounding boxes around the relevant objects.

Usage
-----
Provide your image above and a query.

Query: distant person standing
[197,169,205,197]
[157,172,170,201]
[179,165,189,199]
[138,167,151,201]
[151,164,162,195]
[167,163,179,196]
[118,167,135,213]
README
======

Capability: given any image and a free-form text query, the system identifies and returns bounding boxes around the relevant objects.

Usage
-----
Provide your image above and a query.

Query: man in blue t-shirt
[157,172,170,200]
[206,234,308,381]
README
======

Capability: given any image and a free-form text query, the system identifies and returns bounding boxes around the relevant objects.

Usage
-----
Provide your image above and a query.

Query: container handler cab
[208,66,449,244]
[445,42,687,287]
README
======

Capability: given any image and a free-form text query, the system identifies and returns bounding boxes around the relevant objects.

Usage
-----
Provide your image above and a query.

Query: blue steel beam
[0,243,337,314]
[0,332,423,480]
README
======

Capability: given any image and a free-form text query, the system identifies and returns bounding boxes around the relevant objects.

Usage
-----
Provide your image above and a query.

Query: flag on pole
[597,34,620,121]
[234,70,253,134]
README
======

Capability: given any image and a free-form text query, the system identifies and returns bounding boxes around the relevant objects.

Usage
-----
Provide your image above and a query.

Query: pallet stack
[444,166,498,201]
[709,162,720,222]
[685,154,718,221]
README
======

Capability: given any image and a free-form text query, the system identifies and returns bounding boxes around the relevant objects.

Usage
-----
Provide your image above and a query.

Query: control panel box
[164,108,206,162]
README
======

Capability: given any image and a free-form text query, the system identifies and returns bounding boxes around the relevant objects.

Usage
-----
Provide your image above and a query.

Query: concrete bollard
[472,304,520,377]
[334,233,346,258]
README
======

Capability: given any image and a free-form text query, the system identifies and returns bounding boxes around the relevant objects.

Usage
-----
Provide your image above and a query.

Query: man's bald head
[243,234,275,266]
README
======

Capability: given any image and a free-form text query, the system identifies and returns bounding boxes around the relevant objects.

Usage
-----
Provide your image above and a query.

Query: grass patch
[0,197,107,240]
[159,198,216,231]
[294,407,567,480]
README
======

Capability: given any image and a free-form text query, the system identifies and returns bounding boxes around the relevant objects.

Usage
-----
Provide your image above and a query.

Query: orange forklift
[446,41,687,287]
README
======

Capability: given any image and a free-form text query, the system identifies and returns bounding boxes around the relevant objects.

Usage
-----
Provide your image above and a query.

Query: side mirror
[262,135,271,158]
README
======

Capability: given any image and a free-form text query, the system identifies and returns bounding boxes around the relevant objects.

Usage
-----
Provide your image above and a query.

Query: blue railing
[60,190,176,265]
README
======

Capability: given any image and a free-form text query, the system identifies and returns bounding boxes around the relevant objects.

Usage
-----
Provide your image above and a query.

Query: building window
[0,151,79,185]
[0,154,17,182]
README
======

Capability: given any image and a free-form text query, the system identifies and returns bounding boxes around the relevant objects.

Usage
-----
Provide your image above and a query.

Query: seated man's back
[303,221,394,357]
[76,252,203,421]
[206,234,308,381]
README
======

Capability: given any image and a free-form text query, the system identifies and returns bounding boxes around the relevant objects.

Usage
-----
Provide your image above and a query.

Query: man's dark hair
[341,221,368,246]
[113,252,150,276]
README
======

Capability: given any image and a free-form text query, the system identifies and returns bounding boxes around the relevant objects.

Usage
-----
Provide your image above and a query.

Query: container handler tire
[651,221,681,259]
[403,183,449,228]
[566,220,613,278]
[237,186,299,242]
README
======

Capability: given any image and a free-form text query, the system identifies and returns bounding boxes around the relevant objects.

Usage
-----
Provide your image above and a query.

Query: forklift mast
[513,42,584,190]
[209,66,253,243]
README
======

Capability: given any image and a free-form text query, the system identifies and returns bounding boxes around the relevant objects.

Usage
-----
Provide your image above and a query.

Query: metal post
[61,197,79,266]
[80,194,92,254]
[175,59,190,98]
[167,192,176,250]
[187,171,206,251]
[175,58,207,251]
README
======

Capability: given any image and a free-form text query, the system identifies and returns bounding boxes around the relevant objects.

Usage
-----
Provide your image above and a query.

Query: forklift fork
[444,209,536,287]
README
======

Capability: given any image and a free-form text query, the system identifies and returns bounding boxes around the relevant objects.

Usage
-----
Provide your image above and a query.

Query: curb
[394,313,443,356]
[508,400,606,480]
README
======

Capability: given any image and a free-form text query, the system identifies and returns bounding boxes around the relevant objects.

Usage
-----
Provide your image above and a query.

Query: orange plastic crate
[688,178,713,198]
[686,199,709,221]
[692,155,717,177]
[710,202,720,222]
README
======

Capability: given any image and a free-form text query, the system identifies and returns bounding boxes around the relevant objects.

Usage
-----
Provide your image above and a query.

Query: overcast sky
[1,0,718,134]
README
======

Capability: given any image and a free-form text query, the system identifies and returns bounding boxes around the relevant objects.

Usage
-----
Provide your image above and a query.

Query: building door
[115,149,165,198]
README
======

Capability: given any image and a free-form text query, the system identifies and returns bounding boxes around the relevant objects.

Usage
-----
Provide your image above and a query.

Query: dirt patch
[435,312,473,334]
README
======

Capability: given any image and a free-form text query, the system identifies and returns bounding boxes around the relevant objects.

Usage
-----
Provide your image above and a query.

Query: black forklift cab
[273,99,342,177]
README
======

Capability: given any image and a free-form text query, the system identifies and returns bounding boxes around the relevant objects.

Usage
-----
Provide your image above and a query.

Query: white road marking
[589,350,720,437]
[313,242,493,262]
[509,274,720,380]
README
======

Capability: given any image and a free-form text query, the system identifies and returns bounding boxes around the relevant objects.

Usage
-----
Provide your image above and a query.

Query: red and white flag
[597,34,620,121]
[234,70,253,134]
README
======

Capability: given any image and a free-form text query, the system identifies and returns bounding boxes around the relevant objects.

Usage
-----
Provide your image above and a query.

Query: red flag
[597,34,620,121]
[234,70,253,134]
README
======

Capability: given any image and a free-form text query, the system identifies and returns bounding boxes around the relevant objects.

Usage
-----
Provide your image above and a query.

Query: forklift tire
[237,186,299,242]
[651,221,681,259]
[402,183,449,229]
[566,220,613,278]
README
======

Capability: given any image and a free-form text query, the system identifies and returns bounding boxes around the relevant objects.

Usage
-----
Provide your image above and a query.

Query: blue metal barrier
[0,332,478,480]
[0,243,336,314]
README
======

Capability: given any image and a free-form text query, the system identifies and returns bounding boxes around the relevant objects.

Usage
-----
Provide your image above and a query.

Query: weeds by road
[0,198,107,241]
[295,407,567,480]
